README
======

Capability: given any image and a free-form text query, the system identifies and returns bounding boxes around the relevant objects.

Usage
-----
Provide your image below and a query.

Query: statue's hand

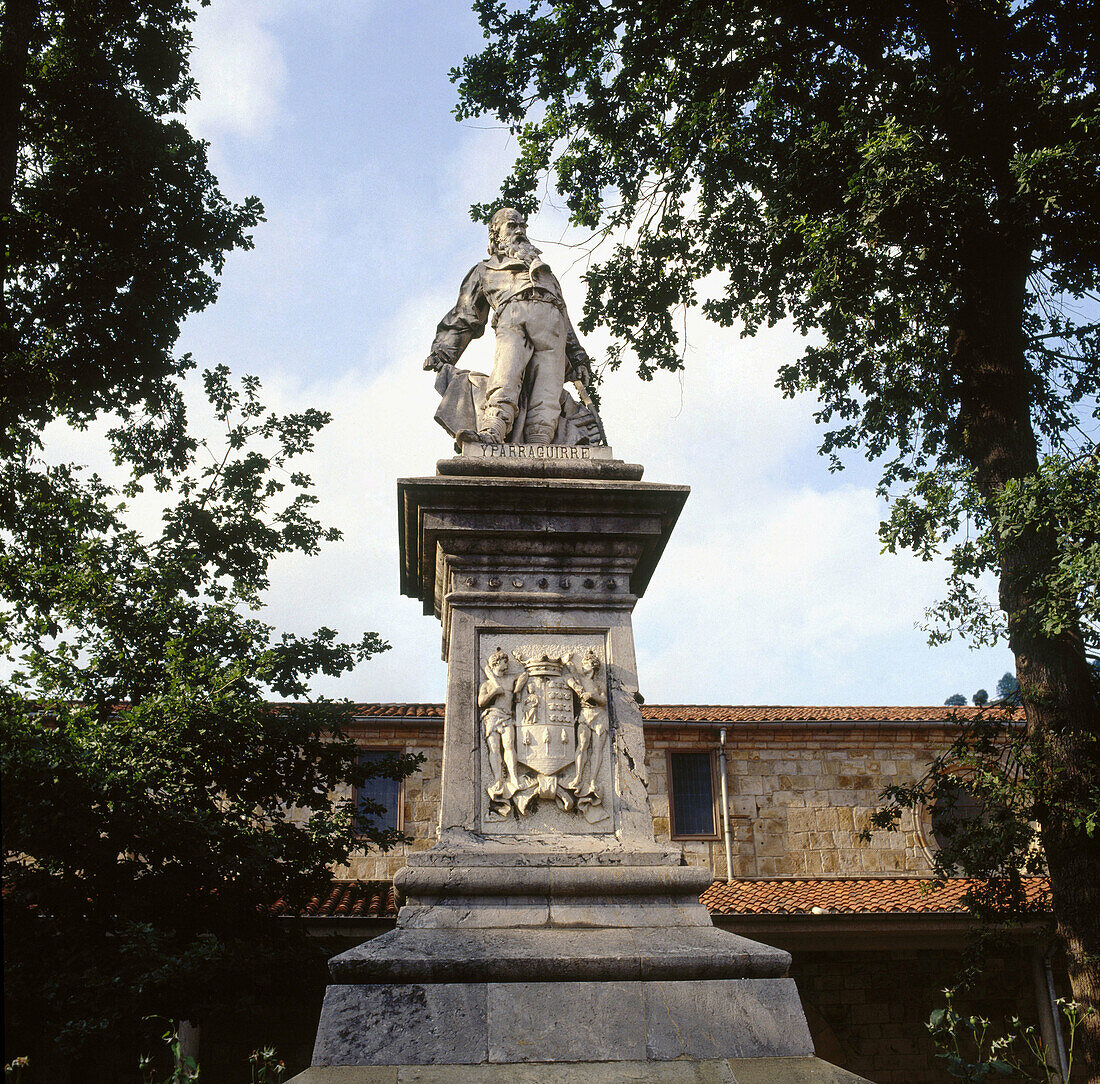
[572,362,592,388]
[423,352,446,372]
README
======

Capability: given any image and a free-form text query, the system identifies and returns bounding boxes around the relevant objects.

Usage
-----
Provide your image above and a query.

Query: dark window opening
[668,751,719,839]
[929,781,986,872]
[357,750,403,833]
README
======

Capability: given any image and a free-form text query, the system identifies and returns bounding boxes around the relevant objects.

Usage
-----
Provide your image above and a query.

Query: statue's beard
[496,232,542,266]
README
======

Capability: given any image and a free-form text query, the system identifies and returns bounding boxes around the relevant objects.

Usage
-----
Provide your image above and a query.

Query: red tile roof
[272,881,396,918]
[347,704,445,718]
[341,704,1023,724]
[643,705,1025,723]
[278,877,1049,920]
[702,876,1050,916]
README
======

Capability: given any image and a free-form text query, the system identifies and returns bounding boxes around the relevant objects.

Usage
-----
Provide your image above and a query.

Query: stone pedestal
[294,450,872,1083]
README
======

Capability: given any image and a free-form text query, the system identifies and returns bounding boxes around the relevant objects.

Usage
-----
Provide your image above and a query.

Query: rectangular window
[357,749,404,833]
[667,750,719,839]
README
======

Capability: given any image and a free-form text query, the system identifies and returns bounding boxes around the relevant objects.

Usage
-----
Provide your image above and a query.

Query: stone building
[211,701,1062,1084]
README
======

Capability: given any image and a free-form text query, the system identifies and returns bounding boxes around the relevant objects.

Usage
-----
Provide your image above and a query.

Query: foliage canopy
[1,0,411,1058]
[0,0,262,469]
[453,0,1100,648]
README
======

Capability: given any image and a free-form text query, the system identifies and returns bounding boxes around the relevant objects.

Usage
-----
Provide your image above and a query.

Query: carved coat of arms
[478,644,609,822]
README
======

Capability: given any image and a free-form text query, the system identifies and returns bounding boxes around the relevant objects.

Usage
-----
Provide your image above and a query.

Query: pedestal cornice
[398,473,689,632]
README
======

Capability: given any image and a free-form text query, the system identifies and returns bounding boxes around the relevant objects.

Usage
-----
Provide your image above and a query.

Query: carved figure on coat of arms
[478,647,535,817]
[478,642,611,823]
[563,648,609,814]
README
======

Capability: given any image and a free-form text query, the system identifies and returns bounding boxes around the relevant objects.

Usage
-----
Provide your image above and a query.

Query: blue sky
[164,0,1015,705]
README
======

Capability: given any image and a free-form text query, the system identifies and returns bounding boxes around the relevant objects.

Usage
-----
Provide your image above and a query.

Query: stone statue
[564,648,609,813]
[477,647,529,817]
[425,208,607,448]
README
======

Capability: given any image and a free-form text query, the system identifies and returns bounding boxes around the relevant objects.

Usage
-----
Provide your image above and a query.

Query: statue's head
[581,648,601,675]
[488,207,529,257]
[488,647,509,673]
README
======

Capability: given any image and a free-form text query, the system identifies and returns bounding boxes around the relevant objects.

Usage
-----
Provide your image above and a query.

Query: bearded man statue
[424,208,606,448]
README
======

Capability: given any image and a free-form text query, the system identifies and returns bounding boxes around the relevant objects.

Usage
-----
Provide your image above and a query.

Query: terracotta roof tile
[277,877,1048,920]
[338,704,1023,724]
[271,881,397,919]
[642,705,1025,723]
[702,876,1050,916]
[350,704,445,719]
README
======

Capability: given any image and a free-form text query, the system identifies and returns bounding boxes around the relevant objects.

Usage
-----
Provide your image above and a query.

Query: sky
[154,0,1016,706]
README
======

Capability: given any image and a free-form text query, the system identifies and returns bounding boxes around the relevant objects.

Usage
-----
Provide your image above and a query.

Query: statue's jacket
[429,255,591,380]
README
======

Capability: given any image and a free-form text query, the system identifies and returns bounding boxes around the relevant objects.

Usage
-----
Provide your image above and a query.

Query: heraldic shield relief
[478,636,612,826]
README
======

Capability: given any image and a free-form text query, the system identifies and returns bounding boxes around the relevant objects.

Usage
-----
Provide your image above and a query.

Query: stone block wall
[789,947,1042,1084]
[337,721,444,881]
[337,717,959,879]
[644,723,953,877]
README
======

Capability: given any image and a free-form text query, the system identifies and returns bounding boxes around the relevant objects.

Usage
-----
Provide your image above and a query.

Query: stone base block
[328,926,791,984]
[289,1056,874,1082]
[312,978,813,1067]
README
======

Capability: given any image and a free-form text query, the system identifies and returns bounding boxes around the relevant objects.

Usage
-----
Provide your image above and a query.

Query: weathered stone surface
[644,979,814,1061]
[294,458,871,1080]
[288,1060,872,1083]
[312,978,813,1068]
[289,1071,399,1084]
[328,927,790,984]
[407,1063,737,1084]
[431,607,664,850]
[628,927,791,980]
[397,475,689,624]
[395,861,711,897]
[487,981,646,1063]
[548,895,712,928]
[438,454,645,481]
[728,1059,875,1083]
[402,846,683,867]
[458,442,615,461]
[312,984,487,1066]
[406,1064,735,1084]
[398,898,551,930]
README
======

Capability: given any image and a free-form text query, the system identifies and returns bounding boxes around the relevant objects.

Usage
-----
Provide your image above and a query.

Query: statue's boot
[523,421,556,444]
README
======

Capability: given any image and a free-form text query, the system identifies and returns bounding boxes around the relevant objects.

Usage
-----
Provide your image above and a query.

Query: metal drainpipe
[719,728,734,884]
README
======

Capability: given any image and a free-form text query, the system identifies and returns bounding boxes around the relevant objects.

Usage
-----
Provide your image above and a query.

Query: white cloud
[186,1,286,138]
[254,326,451,702]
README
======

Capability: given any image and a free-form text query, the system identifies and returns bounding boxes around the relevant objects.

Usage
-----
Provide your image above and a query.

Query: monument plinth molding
[293,448,875,1082]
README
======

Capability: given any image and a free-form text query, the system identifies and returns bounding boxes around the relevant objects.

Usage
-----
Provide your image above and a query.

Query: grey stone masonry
[289,1059,874,1082]
[300,452,876,1080]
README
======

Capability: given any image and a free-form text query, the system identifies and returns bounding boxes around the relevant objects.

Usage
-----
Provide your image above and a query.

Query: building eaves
[702,876,1050,916]
[332,703,1024,725]
[279,876,1049,921]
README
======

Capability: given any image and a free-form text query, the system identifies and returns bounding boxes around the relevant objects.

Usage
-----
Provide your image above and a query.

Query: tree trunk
[0,0,38,339]
[953,238,1100,1075]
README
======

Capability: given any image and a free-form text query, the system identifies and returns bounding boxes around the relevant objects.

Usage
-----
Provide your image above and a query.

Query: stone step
[289,1059,874,1083]
[395,862,713,899]
[329,926,790,984]
[395,894,714,930]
